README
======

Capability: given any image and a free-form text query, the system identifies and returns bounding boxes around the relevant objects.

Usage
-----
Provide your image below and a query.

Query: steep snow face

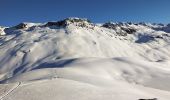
[0,18,170,100]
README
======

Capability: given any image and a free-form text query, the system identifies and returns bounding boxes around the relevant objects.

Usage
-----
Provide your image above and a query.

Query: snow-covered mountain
[0,18,170,100]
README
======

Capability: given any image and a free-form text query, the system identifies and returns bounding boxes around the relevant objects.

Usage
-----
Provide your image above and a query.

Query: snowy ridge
[0,18,170,100]
[0,27,6,35]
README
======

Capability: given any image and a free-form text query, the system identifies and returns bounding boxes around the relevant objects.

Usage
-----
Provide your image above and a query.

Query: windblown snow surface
[0,18,170,100]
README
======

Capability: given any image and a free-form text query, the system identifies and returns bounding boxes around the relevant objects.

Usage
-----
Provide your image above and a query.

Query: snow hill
[0,18,170,100]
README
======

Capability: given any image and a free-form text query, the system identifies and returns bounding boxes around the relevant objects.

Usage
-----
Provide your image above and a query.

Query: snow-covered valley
[0,18,170,100]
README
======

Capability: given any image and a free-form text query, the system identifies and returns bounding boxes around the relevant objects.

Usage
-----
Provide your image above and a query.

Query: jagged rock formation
[44,17,94,28]
[138,98,157,100]
[14,23,28,29]
[45,20,67,27]
[102,22,136,36]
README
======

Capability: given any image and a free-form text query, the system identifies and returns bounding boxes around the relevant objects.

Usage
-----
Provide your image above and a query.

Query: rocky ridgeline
[1,18,170,39]
[153,23,170,33]
[14,23,28,29]
[0,18,95,35]
[102,22,136,36]
[44,17,95,29]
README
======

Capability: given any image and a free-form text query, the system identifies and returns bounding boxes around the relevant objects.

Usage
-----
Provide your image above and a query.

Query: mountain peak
[44,17,92,28]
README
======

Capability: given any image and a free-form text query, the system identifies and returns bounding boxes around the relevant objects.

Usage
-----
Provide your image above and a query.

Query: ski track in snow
[0,82,21,100]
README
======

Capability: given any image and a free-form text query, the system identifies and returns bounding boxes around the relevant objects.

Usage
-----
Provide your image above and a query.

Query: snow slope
[0,18,170,100]
[0,27,6,36]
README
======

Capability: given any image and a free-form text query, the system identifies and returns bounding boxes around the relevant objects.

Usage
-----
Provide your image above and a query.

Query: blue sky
[0,0,170,26]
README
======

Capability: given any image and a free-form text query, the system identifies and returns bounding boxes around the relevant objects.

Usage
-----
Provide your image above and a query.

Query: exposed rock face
[44,18,93,28]
[152,23,170,33]
[138,22,148,26]
[138,98,157,100]
[102,22,136,36]
[121,27,136,34]
[14,23,27,29]
[102,22,117,29]
[66,17,91,23]
[167,24,170,27]
[45,20,67,27]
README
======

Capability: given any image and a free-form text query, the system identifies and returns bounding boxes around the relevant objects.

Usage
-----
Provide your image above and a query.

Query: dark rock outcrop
[102,22,136,36]
[45,20,67,27]
[102,22,117,29]
[138,98,157,100]
[44,18,92,28]
[121,27,136,34]
[167,24,170,27]
[152,23,170,33]
[14,23,27,29]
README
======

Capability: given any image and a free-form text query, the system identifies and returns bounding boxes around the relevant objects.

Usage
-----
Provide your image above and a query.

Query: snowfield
[0,18,170,100]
